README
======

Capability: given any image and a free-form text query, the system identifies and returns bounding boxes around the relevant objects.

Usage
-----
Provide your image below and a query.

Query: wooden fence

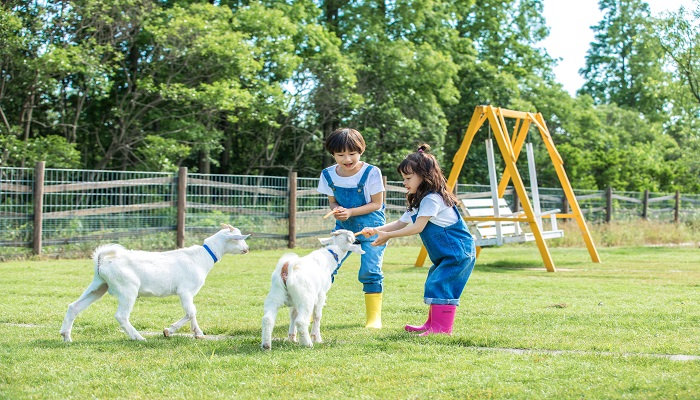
[1,162,698,256]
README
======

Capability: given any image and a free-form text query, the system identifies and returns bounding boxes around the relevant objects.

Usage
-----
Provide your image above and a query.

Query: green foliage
[134,136,190,172]
[0,134,81,168]
[1,0,699,193]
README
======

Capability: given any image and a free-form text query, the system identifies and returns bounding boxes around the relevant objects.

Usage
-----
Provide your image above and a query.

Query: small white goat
[60,224,250,342]
[261,229,364,349]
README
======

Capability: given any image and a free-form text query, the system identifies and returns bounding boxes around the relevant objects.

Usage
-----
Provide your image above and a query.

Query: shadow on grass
[396,259,569,275]
[377,331,492,348]
[476,259,544,272]
[32,333,274,355]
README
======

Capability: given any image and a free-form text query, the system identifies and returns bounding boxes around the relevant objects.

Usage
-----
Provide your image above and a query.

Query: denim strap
[322,168,336,191]
[356,165,374,190]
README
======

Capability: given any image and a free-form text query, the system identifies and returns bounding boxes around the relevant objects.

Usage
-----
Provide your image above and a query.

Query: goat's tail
[274,253,300,284]
[92,244,126,276]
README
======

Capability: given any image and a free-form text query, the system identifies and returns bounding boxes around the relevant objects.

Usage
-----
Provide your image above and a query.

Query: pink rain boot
[405,310,431,332]
[418,304,456,336]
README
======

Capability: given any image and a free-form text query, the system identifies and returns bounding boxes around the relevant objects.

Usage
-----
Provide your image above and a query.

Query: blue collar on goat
[203,244,218,263]
[326,248,340,267]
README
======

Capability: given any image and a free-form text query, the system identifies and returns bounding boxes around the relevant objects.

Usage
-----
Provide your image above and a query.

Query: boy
[317,128,387,328]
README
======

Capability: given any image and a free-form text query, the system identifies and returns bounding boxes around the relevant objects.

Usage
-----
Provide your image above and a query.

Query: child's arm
[362,219,408,234]
[327,196,341,211]
[333,192,383,221]
[361,216,431,246]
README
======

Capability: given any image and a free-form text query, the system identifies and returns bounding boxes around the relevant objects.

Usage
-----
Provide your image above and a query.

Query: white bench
[460,197,564,247]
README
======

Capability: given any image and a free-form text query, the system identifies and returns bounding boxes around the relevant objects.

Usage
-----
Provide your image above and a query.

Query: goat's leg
[311,300,324,344]
[287,307,299,343]
[294,305,313,348]
[60,279,108,343]
[261,304,281,350]
[189,314,203,339]
[114,294,145,341]
[164,294,201,338]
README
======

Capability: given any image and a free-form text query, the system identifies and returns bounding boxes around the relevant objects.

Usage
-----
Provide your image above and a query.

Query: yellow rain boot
[365,293,382,329]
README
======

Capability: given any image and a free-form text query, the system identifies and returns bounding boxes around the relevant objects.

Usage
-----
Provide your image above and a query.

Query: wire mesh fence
[0,167,34,258]
[41,169,177,246]
[185,173,290,248]
[1,165,698,259]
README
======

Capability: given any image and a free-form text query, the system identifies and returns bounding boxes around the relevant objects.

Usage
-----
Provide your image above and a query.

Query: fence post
[512,189,519,213]
[32,161,45,255]
[605,186,613,223]
[641,189,649,220]
[288,171,297,249]
[383,176,388,203]
[561,194,569,215]
[674,190,680,223]
[176,167,187,248]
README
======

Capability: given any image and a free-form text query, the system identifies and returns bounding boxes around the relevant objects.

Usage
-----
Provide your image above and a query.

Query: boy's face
[401,170,423,194]
[333,149,363,176]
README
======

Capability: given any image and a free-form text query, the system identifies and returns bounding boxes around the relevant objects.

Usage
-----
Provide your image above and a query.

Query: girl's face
[401,170,423,194]
[333,149,363,176]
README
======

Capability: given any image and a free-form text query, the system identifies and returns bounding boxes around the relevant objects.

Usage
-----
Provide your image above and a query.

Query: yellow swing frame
[414,105,601,272]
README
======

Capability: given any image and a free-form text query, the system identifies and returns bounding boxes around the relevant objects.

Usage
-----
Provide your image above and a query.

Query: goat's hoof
[195,334,205,339]
[163,329,170,338]
[261,343,271,350]
[60,332,72,343]
[288,334,297,343]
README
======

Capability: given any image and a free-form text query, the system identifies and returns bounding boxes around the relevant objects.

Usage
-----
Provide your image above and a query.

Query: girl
[317,128,387,329]
[361,144,475,335]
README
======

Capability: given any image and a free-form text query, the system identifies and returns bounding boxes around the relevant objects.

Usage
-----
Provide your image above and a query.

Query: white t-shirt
[317,163,385,204]
[399,193,459,228]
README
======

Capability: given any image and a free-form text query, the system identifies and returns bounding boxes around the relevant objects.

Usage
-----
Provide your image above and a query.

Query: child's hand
[371,231,390,246]
[334,207,352,221]
[360,227,377,238]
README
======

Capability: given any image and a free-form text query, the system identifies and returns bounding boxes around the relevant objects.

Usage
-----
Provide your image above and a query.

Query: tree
[656,1,700,106]
[579,0,669,122]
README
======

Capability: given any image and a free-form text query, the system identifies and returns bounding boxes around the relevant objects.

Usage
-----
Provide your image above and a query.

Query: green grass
[1,245,699,399]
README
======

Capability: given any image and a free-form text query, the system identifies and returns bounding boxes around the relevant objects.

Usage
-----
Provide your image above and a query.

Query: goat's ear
[318,237,333,245]
[330,231,341,236]
[349,244,365,255]
[230,234,249,240]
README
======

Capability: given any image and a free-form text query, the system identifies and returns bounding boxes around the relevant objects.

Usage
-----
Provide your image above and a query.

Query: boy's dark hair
[324,128,366,155]
[397,143,458,211]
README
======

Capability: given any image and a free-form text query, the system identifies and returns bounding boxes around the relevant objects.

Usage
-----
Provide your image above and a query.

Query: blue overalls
[412,205,475,305]
[322,165,386,293]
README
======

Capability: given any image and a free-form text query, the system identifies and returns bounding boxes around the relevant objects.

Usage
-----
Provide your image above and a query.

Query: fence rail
[1,163,699,257]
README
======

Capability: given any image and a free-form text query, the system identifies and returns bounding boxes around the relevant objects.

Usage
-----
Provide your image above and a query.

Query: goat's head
[318,229,364,255]
[219,223,251,255]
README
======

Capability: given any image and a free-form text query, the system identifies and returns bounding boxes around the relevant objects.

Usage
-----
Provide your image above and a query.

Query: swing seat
[460,198,564,247]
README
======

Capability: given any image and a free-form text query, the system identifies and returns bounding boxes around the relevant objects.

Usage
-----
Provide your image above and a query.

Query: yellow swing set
[414,105,601,272]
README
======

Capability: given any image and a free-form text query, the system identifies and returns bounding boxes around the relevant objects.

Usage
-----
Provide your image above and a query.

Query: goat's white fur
[261,229,364,349]
[60,224,250,342]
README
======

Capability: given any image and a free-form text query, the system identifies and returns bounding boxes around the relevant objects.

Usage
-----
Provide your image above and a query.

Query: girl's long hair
[397,144,458,211]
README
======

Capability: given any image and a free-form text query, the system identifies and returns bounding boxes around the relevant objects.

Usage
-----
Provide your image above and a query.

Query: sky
[541,0,696,96]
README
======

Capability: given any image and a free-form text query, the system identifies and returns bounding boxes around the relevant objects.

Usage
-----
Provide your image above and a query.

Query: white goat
[261,229,364,349]
[60,224,250,342]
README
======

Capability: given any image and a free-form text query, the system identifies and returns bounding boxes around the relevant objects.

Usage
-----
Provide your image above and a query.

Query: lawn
[1,244,699,399]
